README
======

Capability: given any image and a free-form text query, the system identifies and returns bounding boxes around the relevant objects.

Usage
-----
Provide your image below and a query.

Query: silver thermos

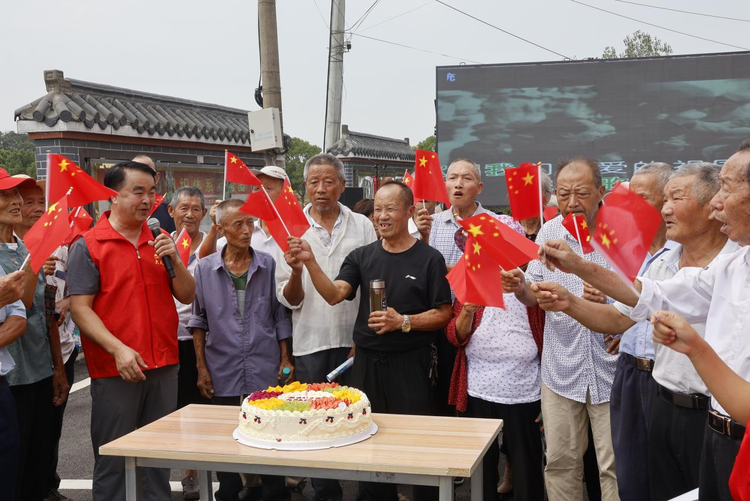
[369,279,387,313]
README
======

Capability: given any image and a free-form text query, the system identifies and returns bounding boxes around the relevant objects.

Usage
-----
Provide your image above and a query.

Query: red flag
[459,214,539,270]
[62,206,94,246]
[591,184,662,282]
[274,178,310,238]
[730,430,750,501]
[562,212,594,254]
[543,206,559,222]
[23,195,70,274]
[403,170,414,188]
[148,193,166,217]
[447,235,505,308]
[240,188,293,252]
[411,150,450,207]
[47,154,118,207]
[225,151,262,186]
[175,227,192,266]
[505,163,543,221]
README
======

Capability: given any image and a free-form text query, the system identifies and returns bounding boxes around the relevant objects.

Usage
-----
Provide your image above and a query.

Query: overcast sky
[1,0,748,148]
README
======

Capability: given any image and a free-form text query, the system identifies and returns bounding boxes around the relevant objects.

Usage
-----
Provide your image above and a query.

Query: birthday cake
[235,382,374,448]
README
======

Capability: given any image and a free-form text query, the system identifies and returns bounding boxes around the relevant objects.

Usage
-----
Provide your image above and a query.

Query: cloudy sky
[1,0,748,148]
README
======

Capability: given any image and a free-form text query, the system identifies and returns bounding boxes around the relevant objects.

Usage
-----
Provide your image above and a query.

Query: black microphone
[147,218,176,279]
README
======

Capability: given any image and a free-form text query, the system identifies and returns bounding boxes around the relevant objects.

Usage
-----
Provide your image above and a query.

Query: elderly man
[532,163,731,500]
[189,198,292,501]
[276,153,375,501]
[288,181,452,501]
[503,157,620,501]
[69,161,195,501]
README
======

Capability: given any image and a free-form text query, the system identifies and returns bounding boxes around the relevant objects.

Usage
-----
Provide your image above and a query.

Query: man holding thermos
[286,181,453,501]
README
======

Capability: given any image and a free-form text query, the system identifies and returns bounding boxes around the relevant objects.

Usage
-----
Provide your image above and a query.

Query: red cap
[0,169,36,191]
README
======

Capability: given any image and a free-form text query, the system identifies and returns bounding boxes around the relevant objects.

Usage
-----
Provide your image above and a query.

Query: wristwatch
[401,314,411,333]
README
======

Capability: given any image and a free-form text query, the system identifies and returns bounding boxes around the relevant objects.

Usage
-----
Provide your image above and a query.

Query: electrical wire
[614,1,750,23]
[351,32,482,63]
[434,0,571,59]
[571,0,750,50]
[359,1,433,32]
[349,0,381,33]
[311,0,329,29]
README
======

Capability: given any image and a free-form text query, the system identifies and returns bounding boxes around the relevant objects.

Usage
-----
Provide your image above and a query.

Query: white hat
[250,165,287,180]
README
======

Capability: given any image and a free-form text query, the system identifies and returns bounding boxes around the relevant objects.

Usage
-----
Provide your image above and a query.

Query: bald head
[132,155,156,172]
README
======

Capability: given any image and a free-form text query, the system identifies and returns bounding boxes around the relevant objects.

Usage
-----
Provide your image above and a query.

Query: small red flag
[148,193,166,217]
[543,206,559,222]
[23,195,70,274]
[562,212,594,254]
[459,214,539,270]
[447,235,505,309]
[175,227,192,266]
[591,184,662,282]
[403,170,414,188]
[274,178,310,238]
[47,154,118,207]
[505,163,543,221]
[411,150,450,207]
[240,188,293,252]
[225,152,262,186]
[730,431,750,501]
[62,206,94,246]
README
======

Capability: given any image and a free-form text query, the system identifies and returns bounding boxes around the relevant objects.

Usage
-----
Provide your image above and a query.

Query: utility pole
[323,0,345,153]
[258,0,285,167]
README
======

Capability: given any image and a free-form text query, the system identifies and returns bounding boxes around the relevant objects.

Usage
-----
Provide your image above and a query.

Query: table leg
[198,470,214,501]
[471,458,483,501]
[439,476,455,501]
[125,457,142,501]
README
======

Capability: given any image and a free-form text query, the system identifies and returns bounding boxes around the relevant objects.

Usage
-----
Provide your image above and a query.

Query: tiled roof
[14,70,251,145]
[327,125,415,162]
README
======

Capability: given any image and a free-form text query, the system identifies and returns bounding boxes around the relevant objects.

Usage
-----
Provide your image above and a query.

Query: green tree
[414,135,436,152]
[284,137,321,200]
[0,131,34,152]
[602,30,673,59]
[0,131,35,176]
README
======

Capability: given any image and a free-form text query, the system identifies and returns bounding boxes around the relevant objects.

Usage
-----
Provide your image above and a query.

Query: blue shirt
[188,247,292,397]
[0,267,27,377]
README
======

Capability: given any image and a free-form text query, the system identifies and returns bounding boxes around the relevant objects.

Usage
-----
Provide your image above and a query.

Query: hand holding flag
[48,154,118,206]
[411,150,450,207]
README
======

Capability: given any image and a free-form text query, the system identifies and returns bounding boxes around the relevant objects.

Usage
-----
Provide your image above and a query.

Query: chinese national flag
[562,212,594,254]
[47,154,118,206]
[274,178,310,238]
[459,214,539,270]
[240,188,292,252]
[62,206,94,246]
[591,184,662,282]
[411,150,450,207]
[543,206,559,222]
[225,151,262,186]
[403,170,414,188]
[148,193,166,217]
[175,227,192,266]
[505,163,543,221]
[447,235,505,309]
[23,195,70,274]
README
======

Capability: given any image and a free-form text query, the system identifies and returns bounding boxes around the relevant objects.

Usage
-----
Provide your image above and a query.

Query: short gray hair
[215,198,246,226]
[669,162,721,204]
[448,158,481,182]
[633,162,675,194]
[304,153,346,182]
[541,171,552,201]
[170,186,205,210]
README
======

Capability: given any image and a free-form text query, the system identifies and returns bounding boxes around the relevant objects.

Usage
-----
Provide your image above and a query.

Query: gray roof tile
[327,126,415,162]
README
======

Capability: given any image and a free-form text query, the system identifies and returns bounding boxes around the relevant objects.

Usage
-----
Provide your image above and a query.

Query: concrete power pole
[323,0,345,153]
[258,0,285,167]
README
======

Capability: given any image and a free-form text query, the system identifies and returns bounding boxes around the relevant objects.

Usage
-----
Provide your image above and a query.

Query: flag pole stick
[262,186,291,237]
[537,163,544,222]
[19,254,31,272]
[223,151,228,201]
[45,153,51,211]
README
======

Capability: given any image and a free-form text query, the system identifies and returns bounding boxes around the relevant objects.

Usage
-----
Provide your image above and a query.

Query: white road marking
[59,479,220,491]
[70,377,91,393]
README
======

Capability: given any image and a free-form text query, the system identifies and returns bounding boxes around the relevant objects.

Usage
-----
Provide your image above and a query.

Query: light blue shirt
[0,267,28,377]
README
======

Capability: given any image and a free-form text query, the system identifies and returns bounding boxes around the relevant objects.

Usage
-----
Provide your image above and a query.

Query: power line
[614,1,750,23]
[351,33,482,63]
[311,0,329,29]
[434,0,571,60]
[349,0,381,33]
[571,0,750,50]
[359,1,433,33]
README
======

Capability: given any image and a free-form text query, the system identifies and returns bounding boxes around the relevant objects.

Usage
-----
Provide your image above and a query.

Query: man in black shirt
[286,181,452,501]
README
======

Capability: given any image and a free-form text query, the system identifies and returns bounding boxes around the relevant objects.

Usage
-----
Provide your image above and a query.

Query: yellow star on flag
[466,223,484,238]
[404,177,410,184]
[59,159,70,172]
[419,157,427,167]
[472,241,481,255]
[47,202,60,215]
[230,156,238,164]
[181,238,189,249]
[600,233,612,248]
[522,172,535,186]
[581,221,588,229]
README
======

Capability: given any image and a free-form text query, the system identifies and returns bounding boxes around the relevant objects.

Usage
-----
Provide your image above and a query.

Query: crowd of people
[0,142,748,501]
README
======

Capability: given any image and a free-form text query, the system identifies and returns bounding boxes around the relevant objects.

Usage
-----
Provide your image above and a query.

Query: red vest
[81,214,179,379]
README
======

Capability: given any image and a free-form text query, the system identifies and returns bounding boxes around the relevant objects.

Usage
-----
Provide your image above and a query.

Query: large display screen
[436,51,750,206]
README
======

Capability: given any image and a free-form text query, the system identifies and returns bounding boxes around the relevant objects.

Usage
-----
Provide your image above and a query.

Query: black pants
[11,375,55,501]
[465,396,544,501]
[584,424,602,501]
[212,396,290,501]
[648,390,706,501]
[434,332,456,417]
[352,345,436,501]
[0,376,19,501]
[178,339,210,409]
[47,348,78,492]
[699,423,743,501]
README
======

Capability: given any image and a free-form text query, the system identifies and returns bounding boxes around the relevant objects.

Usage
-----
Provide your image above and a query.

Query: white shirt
[408,218,420,239]
[276,203,377,356]
[630,243,747,416]
[466,294,541,404]
[304,204,344,251]
[216,225,283,264]
[47,246,76,363]
[172,231,208,341]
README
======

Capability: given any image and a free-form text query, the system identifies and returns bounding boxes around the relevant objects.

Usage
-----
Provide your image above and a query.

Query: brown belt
[707,410,746,440]
[622,353,654,372]
[657,384,709,410]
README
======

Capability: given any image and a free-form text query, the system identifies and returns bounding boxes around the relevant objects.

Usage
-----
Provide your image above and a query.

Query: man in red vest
[69,160,195,501]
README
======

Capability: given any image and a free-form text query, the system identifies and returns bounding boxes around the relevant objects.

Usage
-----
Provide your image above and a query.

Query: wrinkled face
[555,162,605,222]
[446,160,483,210]
[662,176,716,243]
[218,208,255,249]
[0,188,23,227]
[373,185,414,241]
[629,173,664,213]
[305,163,346,213]
[258,174,285,203]
[168,194,206,238]
[19,185,45,227]
[711,151,750,245]
[111,170,156,223]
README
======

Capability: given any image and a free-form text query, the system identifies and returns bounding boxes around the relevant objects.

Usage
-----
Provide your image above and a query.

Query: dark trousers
[48,348,78,492]
[352,345,436,501]
[11,375,55,501]
[212,396,290,501]
[584,425,602,501]
[648,390,706,501]
[434,332,456,417]
[465,396,544,501]
[178,339,210,409]
[0,376,19,501]
[699,423,743,501]
[610,355,655,501]
[91,365,177,501]
[294,347,351,501]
